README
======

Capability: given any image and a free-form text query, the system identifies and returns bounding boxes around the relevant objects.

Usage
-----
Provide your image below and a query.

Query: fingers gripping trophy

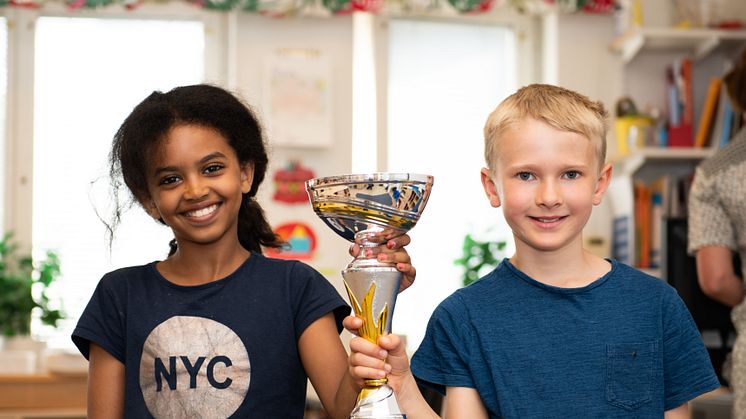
[306,173,434,419]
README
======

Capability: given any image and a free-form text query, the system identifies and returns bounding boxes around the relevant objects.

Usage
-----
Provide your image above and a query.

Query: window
[31,15,209,347]
[386,19,518,350]
[0,17,6,234]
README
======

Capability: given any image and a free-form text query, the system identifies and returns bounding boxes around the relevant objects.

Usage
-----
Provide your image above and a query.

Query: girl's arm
[299,312,360,419]
[88,342,125,418]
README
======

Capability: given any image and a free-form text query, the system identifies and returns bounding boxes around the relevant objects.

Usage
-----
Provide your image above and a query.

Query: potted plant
[454,233,506,287]
[0,233,64,340]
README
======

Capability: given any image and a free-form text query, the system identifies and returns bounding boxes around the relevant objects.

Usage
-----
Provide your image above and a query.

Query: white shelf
[612,147,716,176]
[610,27,746,63]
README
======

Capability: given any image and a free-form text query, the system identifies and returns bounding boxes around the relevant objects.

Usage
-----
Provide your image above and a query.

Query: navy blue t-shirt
[72,253,349,418]
[411,259,719,418]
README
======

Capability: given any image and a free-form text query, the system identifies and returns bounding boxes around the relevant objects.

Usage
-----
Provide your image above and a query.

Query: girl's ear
[141,198,161,220]
[240,163,255,194]
[480,167,501,208]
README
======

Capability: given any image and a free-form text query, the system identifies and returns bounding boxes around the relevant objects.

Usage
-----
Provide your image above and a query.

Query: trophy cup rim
[305,172,433,189]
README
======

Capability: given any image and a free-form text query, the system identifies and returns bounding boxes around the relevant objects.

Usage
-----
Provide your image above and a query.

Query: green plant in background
[0,233,64,337]
[454,234,506,287]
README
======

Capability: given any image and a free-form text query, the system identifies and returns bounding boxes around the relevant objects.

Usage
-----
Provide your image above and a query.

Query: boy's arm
[664,403,689,418]
[443,387,489,419]
[345,317,440,418]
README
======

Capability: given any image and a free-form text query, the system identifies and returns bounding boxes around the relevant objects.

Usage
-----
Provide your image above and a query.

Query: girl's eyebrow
[152,151,228,176]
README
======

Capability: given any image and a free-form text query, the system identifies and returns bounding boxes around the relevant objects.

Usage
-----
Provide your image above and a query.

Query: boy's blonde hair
[483,84,609,172]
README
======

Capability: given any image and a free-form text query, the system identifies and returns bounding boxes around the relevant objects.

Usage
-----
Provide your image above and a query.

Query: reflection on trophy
[306,173,434,419]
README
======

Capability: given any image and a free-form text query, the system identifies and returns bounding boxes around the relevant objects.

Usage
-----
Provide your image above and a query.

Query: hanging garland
[2,0,621,16]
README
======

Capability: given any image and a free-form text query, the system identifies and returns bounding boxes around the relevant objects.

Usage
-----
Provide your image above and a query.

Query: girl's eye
[160,175,180,185]
[564,170,581,180]
[517,172,534,181]
[204,164,224,174]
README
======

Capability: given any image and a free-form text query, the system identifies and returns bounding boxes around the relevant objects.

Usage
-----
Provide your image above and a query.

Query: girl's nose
[184,178,209,200]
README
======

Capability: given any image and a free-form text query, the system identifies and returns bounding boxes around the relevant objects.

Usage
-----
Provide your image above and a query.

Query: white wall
[231,14,356,298]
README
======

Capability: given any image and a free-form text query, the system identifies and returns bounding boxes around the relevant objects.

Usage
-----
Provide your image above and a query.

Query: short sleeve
[661,289,720,410]
[411,295,477,395]
[688,166,736,255]
[71,275,127,363]
[289,262,349,339]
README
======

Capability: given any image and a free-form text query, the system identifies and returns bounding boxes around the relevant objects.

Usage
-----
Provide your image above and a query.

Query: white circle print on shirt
[139,316,250,418]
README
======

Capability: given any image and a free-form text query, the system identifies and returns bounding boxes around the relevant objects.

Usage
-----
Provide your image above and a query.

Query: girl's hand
[349,233,416,292]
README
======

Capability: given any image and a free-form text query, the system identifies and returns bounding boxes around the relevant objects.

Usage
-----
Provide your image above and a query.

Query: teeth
[537,217,560,223]
[186,204,217,218]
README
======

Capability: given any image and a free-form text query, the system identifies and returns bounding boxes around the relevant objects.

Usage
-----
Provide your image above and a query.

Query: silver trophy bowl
[306,173,434,419]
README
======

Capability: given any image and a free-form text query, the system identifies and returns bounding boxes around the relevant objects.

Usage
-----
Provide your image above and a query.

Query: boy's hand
[343,316,411,392]
[349,233,416,292]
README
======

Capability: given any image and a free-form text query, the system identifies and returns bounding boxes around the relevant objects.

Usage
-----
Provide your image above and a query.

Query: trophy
[306,173,434,419]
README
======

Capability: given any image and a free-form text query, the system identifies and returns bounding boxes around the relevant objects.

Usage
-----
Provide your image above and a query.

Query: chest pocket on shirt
[605,341,657,411]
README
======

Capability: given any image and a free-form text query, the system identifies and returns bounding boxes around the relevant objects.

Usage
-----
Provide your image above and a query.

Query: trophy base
[350,384,406,419]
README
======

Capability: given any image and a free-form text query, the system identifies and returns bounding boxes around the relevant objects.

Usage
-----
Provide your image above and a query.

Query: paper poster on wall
[273,161,316,205]
[266,222,318,260]
[263,48,333,148]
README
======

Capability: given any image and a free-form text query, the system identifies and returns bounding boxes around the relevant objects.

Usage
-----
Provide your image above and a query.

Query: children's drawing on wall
[263,48,332,147]
[266,222,317,260]
[272,160,316,204]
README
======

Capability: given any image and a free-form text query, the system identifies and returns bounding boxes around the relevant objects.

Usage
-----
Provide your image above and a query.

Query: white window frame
[3,5,229,253]
[372,12,540,170]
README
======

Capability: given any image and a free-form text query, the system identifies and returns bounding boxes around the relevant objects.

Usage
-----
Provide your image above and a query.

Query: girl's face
[481,117,611,257]
[143,124,253,251]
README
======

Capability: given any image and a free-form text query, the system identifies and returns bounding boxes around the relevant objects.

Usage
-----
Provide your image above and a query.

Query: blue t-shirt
[411,259,719,418]
[72,252,349,419]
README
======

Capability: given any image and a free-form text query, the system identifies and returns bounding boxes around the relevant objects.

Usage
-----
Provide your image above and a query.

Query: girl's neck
[157,239,251,286]
[510,243,610,288]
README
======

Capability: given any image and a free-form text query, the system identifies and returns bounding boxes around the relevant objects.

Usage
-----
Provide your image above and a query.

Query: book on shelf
[631,173,695,269]
[694,77,722,148]
[665,57,694,148]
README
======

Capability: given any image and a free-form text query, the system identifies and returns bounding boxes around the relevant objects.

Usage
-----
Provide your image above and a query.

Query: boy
[345,84,719,418]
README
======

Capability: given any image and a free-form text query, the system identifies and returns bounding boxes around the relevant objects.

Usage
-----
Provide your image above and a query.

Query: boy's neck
[510,246,610,289]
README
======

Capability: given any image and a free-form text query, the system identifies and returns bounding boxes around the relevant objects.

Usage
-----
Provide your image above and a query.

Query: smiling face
[481,117,611,256]
[142,124,254,251]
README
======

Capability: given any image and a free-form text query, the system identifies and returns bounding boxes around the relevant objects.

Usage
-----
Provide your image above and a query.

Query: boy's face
[481,117,611,255]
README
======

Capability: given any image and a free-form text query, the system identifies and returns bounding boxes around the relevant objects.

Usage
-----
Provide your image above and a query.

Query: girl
[71,84,416,418]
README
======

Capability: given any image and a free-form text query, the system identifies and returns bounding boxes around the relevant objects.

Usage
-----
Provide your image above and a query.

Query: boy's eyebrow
[152,151,228,176]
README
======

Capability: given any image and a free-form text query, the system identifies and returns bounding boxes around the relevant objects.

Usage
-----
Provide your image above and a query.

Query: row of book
[666,56,742,149]
[633,173,694,269]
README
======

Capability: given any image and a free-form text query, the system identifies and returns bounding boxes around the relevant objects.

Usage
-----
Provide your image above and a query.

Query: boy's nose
[536,181,562,207]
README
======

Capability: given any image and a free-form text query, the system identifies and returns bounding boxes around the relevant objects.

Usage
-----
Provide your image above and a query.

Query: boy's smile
[143,124,253,251]
[481,117,611,257]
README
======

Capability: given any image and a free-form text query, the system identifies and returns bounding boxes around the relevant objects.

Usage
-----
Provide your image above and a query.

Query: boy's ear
[480,167,501,208]
[240,163,255,194]
[592,163,613,206]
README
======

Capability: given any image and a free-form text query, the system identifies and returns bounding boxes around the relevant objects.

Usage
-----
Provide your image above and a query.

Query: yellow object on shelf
[615,116,653,155]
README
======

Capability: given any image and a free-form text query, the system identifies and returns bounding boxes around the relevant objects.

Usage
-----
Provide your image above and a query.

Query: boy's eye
[517,172,534,181]
[564,170,581,180]
[204,164,224,174]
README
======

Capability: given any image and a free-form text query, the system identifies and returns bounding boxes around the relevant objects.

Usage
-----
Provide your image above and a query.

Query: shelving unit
[610,27,746,63]
[607,27,746,278]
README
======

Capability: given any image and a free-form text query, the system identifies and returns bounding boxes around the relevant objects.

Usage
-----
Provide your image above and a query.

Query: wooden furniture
[0,374,86,419]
